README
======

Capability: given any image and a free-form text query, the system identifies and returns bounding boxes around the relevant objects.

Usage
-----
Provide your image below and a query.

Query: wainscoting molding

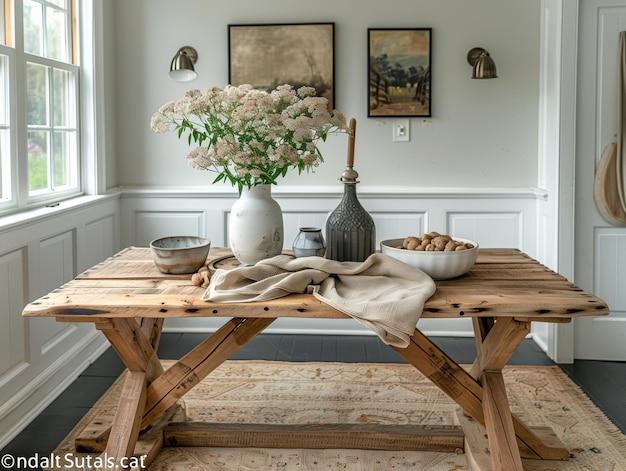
[0,194,120,449]
[119,185,543,337]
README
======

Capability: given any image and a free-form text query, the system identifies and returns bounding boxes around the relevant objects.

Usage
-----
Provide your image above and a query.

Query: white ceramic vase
[229,184,283,265]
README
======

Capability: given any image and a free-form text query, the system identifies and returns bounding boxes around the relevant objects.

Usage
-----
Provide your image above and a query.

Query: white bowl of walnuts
[381,233,478,280]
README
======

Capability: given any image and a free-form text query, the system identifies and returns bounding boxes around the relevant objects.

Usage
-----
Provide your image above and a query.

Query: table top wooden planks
[22,246,609,322]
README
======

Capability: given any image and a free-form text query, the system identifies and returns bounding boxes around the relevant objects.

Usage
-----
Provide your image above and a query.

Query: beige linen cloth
[204,253,436,348]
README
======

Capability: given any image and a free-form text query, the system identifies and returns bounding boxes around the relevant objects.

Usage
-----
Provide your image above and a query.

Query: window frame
[0,43,18,212]
[1,0,82,214]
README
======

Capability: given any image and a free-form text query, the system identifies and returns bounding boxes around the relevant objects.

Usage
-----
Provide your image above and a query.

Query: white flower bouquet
[151,84,347,192]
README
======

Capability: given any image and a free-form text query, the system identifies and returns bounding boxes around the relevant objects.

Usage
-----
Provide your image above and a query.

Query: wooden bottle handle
[347,118,357,167]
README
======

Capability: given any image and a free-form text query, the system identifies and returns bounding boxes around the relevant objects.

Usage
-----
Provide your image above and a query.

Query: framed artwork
[368,28,432,117]
[228,23,335,108]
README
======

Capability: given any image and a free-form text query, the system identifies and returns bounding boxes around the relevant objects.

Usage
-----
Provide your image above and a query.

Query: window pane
[52,131,75,187]
[46,7,68,62]
[47,0,67,8]
[53,68,75,127]
[26,62,48,126]
[0,55,7,126]
[28,130,48,192]
[0,0,5,45]
[0,129,9,200]
[23,0,43,56]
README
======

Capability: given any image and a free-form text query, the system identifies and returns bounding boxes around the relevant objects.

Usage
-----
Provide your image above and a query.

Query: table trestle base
[71,315,570,471]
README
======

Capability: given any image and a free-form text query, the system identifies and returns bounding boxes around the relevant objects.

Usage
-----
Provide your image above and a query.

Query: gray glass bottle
[292,227,326,258]
[325,118,376,262]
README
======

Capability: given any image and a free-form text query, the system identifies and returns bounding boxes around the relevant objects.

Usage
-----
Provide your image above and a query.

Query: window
[24,0,79,199]
[0,0,80,212]
[26,60,77,194]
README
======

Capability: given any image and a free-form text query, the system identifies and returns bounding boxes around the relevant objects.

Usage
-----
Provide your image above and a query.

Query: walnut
[432,237,447,250]
[191,273,203,286]
[444,240,457,251]
[191,267,210,288]
[406,239,420,250]
[403,236,419,249]
[425,244,435,251]
[455,245,468,251]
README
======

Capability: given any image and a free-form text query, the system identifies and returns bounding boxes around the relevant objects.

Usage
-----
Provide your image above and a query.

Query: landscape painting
[368,28,432,117]
[229,23,335,108]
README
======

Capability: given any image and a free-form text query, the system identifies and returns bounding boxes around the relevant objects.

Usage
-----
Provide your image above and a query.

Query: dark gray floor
[1,333,624,466]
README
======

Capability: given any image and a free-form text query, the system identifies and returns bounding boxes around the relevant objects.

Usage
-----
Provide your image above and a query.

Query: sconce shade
[467,47,497,79]
[169,46,198,82]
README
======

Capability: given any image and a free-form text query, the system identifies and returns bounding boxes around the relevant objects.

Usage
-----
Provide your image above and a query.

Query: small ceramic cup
[150,236,211,274]
[292,227,326,258]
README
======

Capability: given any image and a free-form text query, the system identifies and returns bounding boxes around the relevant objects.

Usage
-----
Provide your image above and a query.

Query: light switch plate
[392,119,410,142]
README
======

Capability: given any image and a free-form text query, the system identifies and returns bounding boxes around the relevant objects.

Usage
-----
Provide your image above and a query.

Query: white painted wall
[113,0,540,189]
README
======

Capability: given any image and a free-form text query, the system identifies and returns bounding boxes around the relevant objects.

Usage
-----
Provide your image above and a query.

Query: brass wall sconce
[169,46,198,82]
[467,47,497,79]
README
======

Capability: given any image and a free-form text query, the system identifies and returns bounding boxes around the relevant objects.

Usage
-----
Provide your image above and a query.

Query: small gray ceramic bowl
[150,236,211,274]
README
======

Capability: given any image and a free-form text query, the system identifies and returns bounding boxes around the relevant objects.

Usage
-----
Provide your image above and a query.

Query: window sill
[0,193,119,233]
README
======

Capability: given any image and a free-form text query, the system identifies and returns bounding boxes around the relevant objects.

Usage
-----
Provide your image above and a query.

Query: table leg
[102,371,146,469]
[75,318,166,454]
[96,319,156,470]
[79,316,274,467]
[482,371,524,470]
[139,317,164,351]
[392,322,569,469]
[473,318,527,470]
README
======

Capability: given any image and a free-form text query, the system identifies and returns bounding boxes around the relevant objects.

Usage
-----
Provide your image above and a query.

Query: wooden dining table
[22,246,609,471]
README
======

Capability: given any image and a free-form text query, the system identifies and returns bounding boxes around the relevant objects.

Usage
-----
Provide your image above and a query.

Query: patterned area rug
[53,361,626,470]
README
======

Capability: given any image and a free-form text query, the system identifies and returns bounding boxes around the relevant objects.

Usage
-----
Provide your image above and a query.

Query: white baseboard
[0,331,110,450]
[530,332,549,354]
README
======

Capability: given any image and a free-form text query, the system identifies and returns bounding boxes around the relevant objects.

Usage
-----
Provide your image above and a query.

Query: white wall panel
[83,215,116,271]
[35,232,76,356]
[135,211,205,246]
[371,212,426,245]
[595,7,626,163]
[447,212,522,248]
[594,229,626,315]
[572,229,626,361]
[0,249,26,383]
